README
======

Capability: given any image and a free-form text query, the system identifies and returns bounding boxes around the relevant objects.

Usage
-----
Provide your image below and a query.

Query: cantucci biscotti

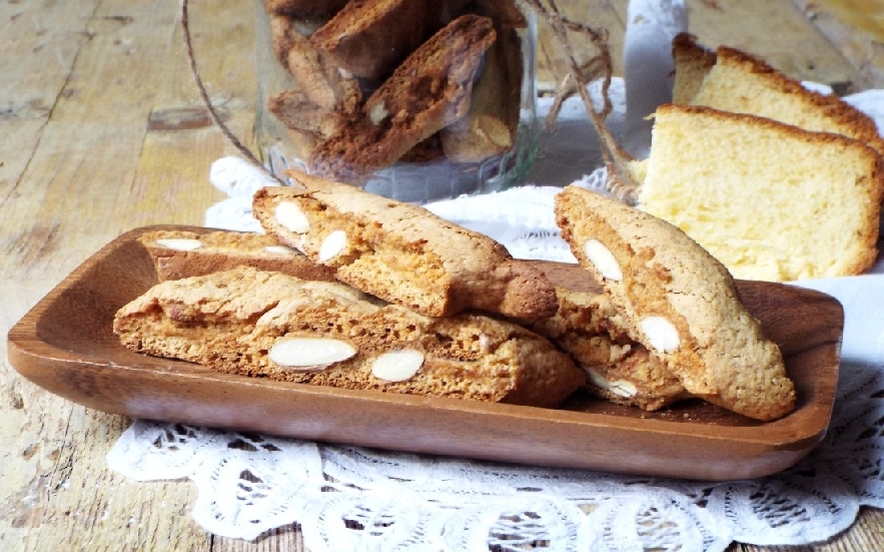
[307,14,496,180]
[113,266,585,408]
[138,229,336,282]
[530,287,687,411]
[555,185,796,421]
[252,171,559,319]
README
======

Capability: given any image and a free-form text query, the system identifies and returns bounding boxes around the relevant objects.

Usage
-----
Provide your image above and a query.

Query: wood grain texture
[1,0,883,550]
[793,0,884,91]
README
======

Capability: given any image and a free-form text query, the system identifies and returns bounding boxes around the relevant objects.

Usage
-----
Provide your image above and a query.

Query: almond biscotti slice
[307,14,496,181]
[530,288,686,411]
[308,0,472,81]
[113,267,584,408]
[252,172,559,320]
[263,0,348,19]
[555,186,796,421]
[137,229,336,282]
[439,9,523,163]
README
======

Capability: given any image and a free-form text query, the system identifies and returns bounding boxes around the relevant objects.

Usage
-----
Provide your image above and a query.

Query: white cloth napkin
[797,271,884,365]
[622,0,687,157]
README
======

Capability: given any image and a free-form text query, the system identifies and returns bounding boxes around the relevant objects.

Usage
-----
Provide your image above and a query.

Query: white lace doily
[107,355,884,548]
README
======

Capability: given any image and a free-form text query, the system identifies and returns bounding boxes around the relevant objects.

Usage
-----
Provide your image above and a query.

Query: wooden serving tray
[7,226,844,480]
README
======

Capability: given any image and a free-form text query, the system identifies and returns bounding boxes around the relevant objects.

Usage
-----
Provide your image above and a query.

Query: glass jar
[254,0,538,203]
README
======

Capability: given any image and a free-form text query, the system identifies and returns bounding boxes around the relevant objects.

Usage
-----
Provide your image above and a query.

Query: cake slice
[137,229,335,282]
[673,33,884,156]
[113,267,585,408]
[555,185,796,421]
[670,33,716,105]
[637,104,883,281]
[252,172,559,319]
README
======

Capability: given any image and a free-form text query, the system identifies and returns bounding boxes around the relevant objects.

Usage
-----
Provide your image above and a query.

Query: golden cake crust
[671,33,717,105]
[674,33,884,157]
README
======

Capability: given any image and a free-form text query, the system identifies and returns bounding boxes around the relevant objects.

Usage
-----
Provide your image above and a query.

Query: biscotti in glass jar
[254,0,538,203]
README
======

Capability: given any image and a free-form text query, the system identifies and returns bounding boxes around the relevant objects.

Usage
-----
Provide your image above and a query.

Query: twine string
[519,0,639,203]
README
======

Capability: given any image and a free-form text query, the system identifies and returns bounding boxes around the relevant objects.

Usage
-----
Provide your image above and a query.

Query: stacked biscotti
[115,174,584,409]
[263,0,527,181]
[630,34,884,282]
[115,172,797,421]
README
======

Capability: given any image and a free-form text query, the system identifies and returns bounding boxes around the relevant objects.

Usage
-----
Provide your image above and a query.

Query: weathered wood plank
[684,0,872,92]
[793,0,884,89]
[0,0,247,550]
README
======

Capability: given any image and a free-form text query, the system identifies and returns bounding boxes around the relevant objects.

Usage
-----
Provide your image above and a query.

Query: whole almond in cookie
[530,288,688,411]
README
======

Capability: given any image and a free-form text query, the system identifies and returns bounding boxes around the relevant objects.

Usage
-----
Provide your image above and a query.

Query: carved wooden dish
[7,226,844,480]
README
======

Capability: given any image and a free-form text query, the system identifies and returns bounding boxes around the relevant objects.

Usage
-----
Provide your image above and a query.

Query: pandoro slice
[252,171,559,319]
[637,104,882,281]
[555,185,796,421]
[671,33,717,105]
[113,267,584,408]
[673,32,884,156]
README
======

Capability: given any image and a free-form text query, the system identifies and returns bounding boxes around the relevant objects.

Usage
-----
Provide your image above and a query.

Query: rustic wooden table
[2,0,883,550]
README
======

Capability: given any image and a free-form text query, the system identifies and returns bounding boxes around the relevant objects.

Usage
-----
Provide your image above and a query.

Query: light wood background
[1,0,882,550]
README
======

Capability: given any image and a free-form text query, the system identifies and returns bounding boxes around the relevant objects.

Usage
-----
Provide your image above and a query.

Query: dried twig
[520,0,639,203]
[542,56,610,129]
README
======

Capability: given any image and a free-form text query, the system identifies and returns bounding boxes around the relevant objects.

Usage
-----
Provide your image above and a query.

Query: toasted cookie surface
[555,186,796,421]
[307,14,497,180]
[252,172,558,319]
[530,288,687,411]
[138,229,335,282]
[113,267,584,408]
